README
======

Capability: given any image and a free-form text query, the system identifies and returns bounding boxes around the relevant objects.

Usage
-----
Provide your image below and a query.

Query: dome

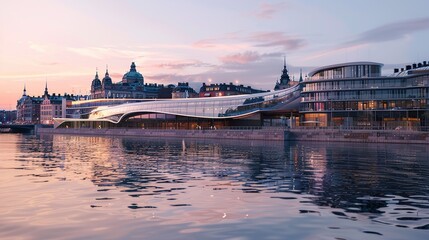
[122,62,144,85]
[91,72,102,91]
[102,69,112,86]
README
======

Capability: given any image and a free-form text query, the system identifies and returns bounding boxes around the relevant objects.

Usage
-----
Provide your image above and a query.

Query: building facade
[16,84,81,124]
[54,84,301,129]
[90,62,173,99]
[199,83,266,97]
[0,110,17,124]
[172,82,198,99]
[300,61,429,129]
[16,86,43,124]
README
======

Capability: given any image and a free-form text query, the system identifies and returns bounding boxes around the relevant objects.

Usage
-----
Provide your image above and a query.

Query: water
[0,134,428,240]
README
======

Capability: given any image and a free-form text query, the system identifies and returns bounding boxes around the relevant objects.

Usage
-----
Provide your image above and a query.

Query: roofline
[308,61,384,77]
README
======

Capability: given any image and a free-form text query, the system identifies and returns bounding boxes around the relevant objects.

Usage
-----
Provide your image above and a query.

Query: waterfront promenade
[37,127,429,144]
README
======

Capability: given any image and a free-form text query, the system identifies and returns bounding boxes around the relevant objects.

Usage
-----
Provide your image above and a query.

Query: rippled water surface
[0,134,428,240]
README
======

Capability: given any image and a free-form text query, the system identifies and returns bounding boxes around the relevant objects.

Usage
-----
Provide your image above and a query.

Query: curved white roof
[308,61,383,77]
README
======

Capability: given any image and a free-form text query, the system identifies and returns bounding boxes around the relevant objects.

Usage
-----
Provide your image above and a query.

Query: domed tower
[91,71,102,93]
[122,62,144,85]
[102,67,112,88]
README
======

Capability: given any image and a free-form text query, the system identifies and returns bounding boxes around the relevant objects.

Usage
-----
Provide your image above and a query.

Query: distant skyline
[1,0,429,109]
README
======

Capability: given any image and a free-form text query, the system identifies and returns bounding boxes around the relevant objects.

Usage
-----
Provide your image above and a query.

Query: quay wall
[37,128,285,141]
[286,128,429,144]
[37,128,429,144]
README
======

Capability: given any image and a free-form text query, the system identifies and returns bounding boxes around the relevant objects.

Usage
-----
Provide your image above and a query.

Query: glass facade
[309,62,382,80]
[56,85,301,129]
[301,62,429,129]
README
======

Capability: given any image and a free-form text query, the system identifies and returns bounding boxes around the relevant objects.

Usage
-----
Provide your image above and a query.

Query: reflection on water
[0,133,428,239]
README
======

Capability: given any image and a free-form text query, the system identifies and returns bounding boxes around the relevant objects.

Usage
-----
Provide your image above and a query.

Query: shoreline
[36,128,429,144]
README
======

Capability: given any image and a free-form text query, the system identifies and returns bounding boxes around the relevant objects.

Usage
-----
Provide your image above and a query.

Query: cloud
[193,31,306,52]
[253,2,288,19]
[151,60,214,70]
[219,51,261,64]
[29,42,48,53]
[303,17,429,61]
[67,46,144,60]
[248,32,306,50]
[0,71,89,80]
[347,17,429,46]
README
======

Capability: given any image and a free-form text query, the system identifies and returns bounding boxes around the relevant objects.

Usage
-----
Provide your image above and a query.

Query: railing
[292,125,429,132]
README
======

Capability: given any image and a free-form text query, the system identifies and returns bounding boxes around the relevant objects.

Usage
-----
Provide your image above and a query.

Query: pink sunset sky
[1,0,429,109]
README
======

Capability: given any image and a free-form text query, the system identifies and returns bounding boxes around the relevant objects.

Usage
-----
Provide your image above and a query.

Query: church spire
[105,64,109,76]
[44,80,49,97]
[280,56,290,85]
[284,55,286,68]
[23,84,27,96]
[95,68,99,79]
[299,68,303,82]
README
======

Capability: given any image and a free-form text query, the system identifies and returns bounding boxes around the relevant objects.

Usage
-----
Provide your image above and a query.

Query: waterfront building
[16,86,43,124]
[40,83,79,125]
[199,82,266,97]
[90,62,173,99]
[54,60,302,129]
[54,84,301,129]
[0,110,17,124]
[300,61,429,129]
[172,82,198,99]
[16,84,82,124]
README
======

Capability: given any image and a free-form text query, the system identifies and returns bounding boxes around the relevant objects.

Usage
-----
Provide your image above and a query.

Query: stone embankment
[286,128,429,144]
[37,128,429,144]
[37,128,285,141]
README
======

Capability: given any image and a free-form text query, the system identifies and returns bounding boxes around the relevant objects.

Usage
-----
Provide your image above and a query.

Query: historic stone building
[90,62,173,99]
[199,83,266,98]
[172,82,198,99]
[274,57,302,90]
[16,84,80,124]
[16,86,43,124]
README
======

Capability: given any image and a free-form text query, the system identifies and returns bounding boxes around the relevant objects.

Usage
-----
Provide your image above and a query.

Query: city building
[55,59,301,129]
[90,62,173,99]
[16,86,43,124]
[0,110,16,124]
[40,83,79,125]
[199,83,266,97]
[300,61,429,129]
[54,58,429,131]
[16,84,82,124]
[172,82,198,99]
[54,84,301,129]
[274,57,302,90]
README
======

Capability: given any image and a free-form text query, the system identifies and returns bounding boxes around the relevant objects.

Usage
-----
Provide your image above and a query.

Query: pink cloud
[151,60,213,70]
[193,31,305,52]
[193,39,217,49]
[219,51,261,64]
[254,2,288,19]
[248,32,305,50]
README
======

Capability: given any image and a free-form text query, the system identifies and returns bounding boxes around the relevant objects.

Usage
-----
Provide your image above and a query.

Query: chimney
[424,61,427,66]
[406,65,412,70]
[412,63,417,69]
[418,63,423,68]
[401,68,404,72]
[394,68,399,73]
